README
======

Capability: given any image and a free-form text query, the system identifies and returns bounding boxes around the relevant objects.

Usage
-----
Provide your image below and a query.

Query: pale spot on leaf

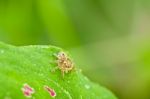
[85,84,91,89]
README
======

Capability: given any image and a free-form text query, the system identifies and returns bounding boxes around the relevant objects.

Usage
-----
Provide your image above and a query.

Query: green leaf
[0,42,117,99]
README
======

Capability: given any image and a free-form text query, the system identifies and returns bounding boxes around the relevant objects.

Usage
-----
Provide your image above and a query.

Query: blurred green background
[1,0,150,99]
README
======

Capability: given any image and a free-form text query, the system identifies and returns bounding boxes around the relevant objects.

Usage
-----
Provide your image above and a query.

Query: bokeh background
[0,0,150,99]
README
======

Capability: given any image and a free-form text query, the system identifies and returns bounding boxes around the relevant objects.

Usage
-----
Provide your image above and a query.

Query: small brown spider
[53,52,74,78]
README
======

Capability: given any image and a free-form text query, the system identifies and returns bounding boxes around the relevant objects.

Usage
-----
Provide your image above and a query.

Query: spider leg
[61,70,65,78]
[51,66,59,72]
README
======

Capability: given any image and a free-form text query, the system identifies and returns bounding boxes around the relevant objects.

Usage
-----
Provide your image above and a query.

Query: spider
[52,52,74,78]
